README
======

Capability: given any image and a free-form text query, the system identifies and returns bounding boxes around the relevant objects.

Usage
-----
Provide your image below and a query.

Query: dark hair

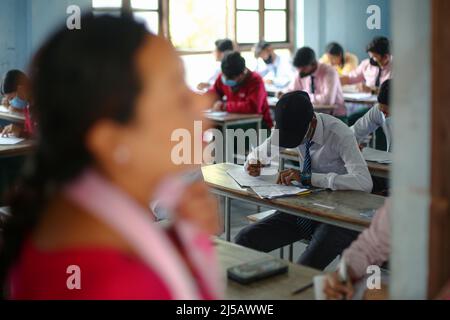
[378,79,391,105]
[1,70,28,95]
[254,40,271,58]
[366,36,390,56]
[215,39,234,53]
[293,47,317,68]
[0,14,150,297]
[221,51,246,79]
[325,42,345,67]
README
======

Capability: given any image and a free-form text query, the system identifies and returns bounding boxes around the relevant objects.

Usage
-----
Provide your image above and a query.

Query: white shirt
[246,113,373,192]
[351,104,392,152]
[255,55,294,89]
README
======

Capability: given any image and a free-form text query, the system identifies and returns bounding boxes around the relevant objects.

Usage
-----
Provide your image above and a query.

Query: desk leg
[279,157,285,171]
[222,124,227,164]
[256,119,262,145]
[224,197,231,241]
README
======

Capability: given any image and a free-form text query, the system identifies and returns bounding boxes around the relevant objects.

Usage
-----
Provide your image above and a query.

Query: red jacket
[209,71,273,128]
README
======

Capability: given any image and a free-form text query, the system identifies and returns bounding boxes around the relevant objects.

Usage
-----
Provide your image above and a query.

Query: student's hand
[276,169,301,185]
[212,101,225,111]
[246,160,262,177]
[324,270,355,300]
[340,76,350,85]
[1,97,9,107]
[176,181,221,235]
[197,82,211,91]
[276,91,284,99]
[358,83,373,93]
[265,79,274,85]
[1,124,22,138]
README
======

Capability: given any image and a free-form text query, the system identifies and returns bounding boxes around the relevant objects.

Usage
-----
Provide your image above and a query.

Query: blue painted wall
[0,0,91,77]
[299,0,391,61]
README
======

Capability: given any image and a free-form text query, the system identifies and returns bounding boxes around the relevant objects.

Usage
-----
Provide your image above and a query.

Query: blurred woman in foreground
[0,15,222,300]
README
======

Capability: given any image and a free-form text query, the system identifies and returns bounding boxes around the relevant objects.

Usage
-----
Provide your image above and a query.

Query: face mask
[369,58,380,67]
[263,55,273,65]
[221,75,238,87]
[9,96,28,110]
[300,71,313,78]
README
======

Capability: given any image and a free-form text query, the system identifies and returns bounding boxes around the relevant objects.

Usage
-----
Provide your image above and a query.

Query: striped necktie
[301,140,314,186]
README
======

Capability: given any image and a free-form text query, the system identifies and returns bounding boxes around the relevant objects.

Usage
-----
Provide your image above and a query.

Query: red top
[23,106,33,136]
[209,71,274,128]
[8,239,213,300]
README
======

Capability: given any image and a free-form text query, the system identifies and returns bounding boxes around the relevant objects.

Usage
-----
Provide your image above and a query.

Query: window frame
[91,0,295,55]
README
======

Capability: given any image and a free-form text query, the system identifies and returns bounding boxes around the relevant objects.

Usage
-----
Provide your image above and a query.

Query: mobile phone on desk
[227,257,288,285]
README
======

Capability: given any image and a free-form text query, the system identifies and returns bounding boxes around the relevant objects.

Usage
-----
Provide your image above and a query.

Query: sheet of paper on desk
[227,168,275,187]
[0,106,10,113]
[0,137,24,145]
[362,148,392,164]
[251,185,309,200]
[204,110,228,117]
[343,92,377,102]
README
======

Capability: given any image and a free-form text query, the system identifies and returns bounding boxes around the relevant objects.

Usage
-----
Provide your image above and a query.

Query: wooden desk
[279,148,391,179]
[205,112,263,163]
[202,163,385,240]
[0,107,26,124]
[0,140,34,158]
[217,239,320,300]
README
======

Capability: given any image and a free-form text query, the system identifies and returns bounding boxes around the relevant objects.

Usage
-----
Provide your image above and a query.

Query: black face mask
[369,57,380,67]
[263,54,273,65]
[300,71,313,78]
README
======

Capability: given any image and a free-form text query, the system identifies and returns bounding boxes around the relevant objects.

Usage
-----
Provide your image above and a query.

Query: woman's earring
[113,145,131,165]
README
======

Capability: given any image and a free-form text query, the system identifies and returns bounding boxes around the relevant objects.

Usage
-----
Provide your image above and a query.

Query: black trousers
[235,212,359,270]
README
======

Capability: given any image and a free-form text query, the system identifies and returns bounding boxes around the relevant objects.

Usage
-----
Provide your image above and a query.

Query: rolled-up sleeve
[311,135,373,192]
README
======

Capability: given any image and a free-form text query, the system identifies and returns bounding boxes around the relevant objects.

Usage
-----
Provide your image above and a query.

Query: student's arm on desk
[341,61,365,85]
[244,137,278,170]
[311,136,373,192]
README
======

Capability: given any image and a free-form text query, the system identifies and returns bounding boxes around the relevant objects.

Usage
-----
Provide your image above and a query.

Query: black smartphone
[227,257,288,285]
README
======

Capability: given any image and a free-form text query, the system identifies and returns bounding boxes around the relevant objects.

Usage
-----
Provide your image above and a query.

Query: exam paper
[343,92,378,102]
[251,185,308,200]
[227,168,275,187]
[362,148,392,164]
[0,137,24,145]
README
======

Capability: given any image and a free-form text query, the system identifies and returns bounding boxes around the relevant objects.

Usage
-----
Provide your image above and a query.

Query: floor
[217,196,340,272]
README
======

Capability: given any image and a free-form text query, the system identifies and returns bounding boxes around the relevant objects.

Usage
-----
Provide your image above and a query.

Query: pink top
[347,57,393,88]
[287,63,346,117]
[8,170,223,300]
[343,199,391,279]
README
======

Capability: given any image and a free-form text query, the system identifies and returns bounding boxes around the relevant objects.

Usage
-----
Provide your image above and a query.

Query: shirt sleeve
[312,69,340,106]
[311,134,373,192]
[343,200,391,279]
[286,75,302,93]
[207,75,225,99]
[245,136,279,169]
[225,78,267,114]
[351,105,384,143]
[346,60,366,85]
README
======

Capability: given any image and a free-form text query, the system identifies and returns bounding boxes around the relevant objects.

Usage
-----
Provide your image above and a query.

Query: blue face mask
[221,75,238,87]
[9,96,28,110]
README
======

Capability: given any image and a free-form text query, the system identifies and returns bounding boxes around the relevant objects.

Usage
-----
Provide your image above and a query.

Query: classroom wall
[298,0,391,61]
[0,0,91,77]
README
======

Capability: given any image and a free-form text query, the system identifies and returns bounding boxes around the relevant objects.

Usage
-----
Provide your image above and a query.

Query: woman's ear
[85,120,130,169]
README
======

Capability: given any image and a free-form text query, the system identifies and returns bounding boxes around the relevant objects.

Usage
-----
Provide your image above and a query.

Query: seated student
[341,37,393,94]
[283,47,346,118]
[323,200,390,300]
[320,42,359,76]
[208,51,273,129]
[0,70,34,137]
[253,40,294,90]
[351,80,392,151]
[0,15,222,300]
[197,39,234,91]
[235,91,372,270]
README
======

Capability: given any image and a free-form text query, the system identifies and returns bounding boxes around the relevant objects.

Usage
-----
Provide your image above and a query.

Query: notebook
[362,148,392,164]
[0,137,25,145]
